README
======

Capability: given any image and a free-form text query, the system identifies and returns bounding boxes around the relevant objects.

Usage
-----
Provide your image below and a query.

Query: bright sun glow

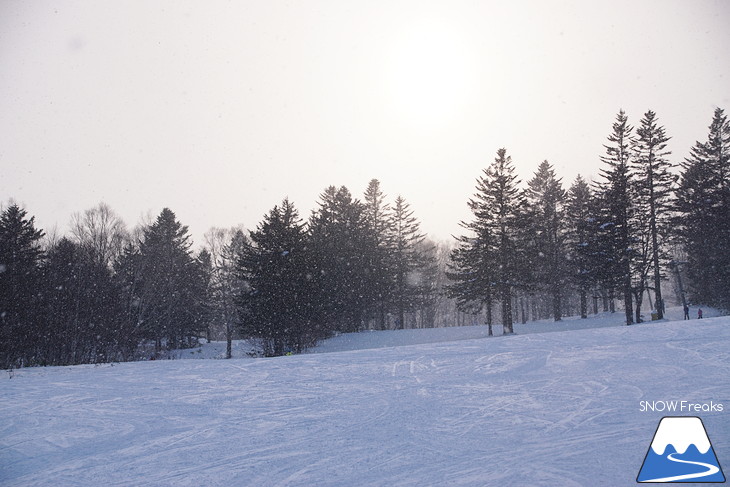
[385,19,475,130]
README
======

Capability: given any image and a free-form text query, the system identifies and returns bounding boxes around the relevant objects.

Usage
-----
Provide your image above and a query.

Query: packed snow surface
[2,310,728,486]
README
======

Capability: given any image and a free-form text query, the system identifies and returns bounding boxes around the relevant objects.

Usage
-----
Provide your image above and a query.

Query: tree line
[448,108,730,332]
[0,205,212,367]
[0,181,449,366]
[1,107,728,366]
[229,183,445,356]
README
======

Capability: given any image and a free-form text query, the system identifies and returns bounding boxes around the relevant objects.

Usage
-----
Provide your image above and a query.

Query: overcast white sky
[1,0,729,245]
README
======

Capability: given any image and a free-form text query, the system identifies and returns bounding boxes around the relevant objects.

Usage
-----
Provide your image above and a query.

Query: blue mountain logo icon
[637,416,726,483]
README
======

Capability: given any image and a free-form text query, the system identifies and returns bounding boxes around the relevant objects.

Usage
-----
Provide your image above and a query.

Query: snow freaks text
[639,401,724,413]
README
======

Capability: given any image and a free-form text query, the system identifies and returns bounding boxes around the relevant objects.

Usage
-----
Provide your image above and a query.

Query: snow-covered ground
[2,309,728,486]
[171,305,725,359]
[313,305,725,354]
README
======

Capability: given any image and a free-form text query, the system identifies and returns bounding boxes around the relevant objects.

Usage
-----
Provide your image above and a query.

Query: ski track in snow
[641,453,721,483]
[1,312,729,486]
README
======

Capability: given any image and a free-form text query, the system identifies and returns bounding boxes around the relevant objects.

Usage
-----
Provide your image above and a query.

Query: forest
[1,107,729,366]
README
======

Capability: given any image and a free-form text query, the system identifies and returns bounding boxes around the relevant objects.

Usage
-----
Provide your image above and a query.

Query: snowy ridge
[650,417,712,455]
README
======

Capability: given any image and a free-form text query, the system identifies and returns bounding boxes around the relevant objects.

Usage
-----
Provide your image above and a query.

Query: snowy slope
[2,316,729,486]
[312,305,723,354]
[176,305,723,358]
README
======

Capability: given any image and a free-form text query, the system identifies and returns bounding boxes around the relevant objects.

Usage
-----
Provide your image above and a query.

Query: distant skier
[683,304,690,320]
[698,308,703,319]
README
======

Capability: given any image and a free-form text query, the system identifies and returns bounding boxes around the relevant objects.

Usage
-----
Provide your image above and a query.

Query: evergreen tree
[114,242,145,347]
[628,198,653,323]
[565,175,595,318]
[362,179,395,330]
[633,110,674,318]
[0,204,45,368]
[192,249,214,342]
[525,161,568,321]
[446,222,495,329]
[595,110,636,325]
[677,150,717,305]
[448,148,525,334]
[487,149,526,333]
[308,186,373,332]
[237,199,321,356]
[447,178,502,329]
[412,238,441,328]
[42,238,81,364]
[388,195,426,329]
[676,107,730,308]
[135,208,202,353]
[43,237,133,365]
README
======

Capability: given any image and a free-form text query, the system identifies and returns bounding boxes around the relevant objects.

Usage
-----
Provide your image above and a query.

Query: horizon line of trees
[0,181,453,366]
[1,107,728,366]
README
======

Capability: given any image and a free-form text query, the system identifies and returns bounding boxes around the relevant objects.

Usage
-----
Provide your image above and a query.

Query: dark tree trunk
[486,294,493,326]
[225,322,233,359]
[552,286,562,321]
[623,276,634,325]
[501,284,513,334]
[520,297,527,324]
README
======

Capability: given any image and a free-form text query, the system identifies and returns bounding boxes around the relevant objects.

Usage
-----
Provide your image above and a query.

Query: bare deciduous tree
[70,202,128,269]
[204,226,248,359]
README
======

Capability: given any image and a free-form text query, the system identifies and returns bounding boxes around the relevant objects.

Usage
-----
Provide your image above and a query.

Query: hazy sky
[2,0,729,245]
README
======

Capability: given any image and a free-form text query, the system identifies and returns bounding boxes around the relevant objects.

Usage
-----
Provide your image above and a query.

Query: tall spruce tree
[633,110,674,318]
[525,161,568,321]
[363,179,395,330]
[42,238,82,365]
[449,148,525,334]
[596,110,636,325]
[114,242,145,348]
[308,186,374,332]
[136,208,202,353]
[412,238,441,328]
[447,173,499,326]
[676,107,730,308]
[565,175,594,318]
[0,204,45,368]
[237,199,321,356]
[676,156,720,305]
[628,197,653,323]
[388,195,426,329]
[446,221,495,329]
